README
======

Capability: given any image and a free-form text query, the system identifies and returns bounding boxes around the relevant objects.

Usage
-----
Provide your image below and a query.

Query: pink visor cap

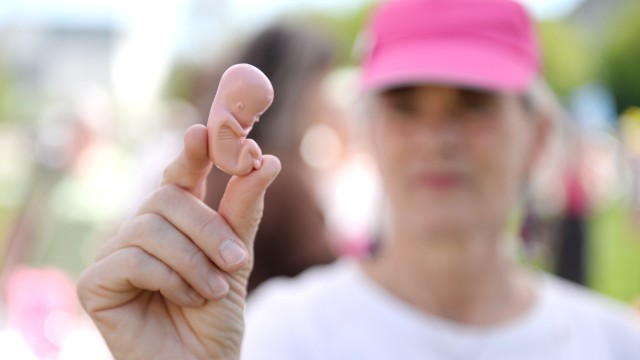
[360,0,541,93]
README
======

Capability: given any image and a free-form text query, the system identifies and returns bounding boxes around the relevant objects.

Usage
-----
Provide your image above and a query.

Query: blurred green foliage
[164,62,197,103]
[303,4,375,66]
[600,4,640,114]
[588,199,640,302]
[538,21,598,100]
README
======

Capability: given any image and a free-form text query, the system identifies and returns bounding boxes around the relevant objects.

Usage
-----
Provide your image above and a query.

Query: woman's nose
[410,116,460,150]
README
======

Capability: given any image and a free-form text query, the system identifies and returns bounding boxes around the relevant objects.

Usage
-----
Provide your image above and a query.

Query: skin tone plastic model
[207,63,274,176]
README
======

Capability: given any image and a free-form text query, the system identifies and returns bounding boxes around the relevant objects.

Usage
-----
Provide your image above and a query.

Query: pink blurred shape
[6,266,78,358]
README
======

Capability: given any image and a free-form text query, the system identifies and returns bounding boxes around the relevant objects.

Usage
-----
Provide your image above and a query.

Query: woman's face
[371,85,546,240]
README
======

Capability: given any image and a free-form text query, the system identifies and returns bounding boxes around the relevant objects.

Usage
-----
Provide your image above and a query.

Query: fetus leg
[237,139,263,174]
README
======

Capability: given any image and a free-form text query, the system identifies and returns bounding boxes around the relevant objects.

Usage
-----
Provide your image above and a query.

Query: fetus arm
[218,113,247,139]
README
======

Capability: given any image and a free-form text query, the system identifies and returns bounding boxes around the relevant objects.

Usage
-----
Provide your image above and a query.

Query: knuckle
[75,270,92,307]
[138,212,167,234]
[161,266,186,293]
[125,213,167,240]
[146,184,183,209]
[122,247,149,272]
[182,246,208,270]
[231,204,262,228]
[76,267,109,315]
[161,166,173,183]
[154,184,175,202]
[252,208,263,226]
[243,212,262,234]
[93,241,114,261]
[120,247,182,293]
[195,212,223,240]
[94,215,160,261]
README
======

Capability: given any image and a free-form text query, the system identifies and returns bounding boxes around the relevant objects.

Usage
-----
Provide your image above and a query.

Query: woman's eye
[393,102,416,115]
[386,98,419,119]
[465,99,487,110]
[463,98,489,111]
[459,93,496,116]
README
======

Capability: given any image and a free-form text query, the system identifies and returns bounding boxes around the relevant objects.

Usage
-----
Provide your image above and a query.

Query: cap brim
[361,38,535,93]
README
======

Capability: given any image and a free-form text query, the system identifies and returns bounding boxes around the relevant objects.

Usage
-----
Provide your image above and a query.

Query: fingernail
[209,274,229,298]
[220,239,247,266]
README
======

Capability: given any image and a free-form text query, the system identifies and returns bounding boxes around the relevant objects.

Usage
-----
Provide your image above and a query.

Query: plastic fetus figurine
[207,63,274,176]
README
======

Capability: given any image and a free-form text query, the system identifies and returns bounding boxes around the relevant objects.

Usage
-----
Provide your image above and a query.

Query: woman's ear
[525,110,552,176]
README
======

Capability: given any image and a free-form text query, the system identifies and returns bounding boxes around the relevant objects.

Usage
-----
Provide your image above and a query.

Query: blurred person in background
[77,0,640,359]
[200,23,339,293]
[555,136,590,285]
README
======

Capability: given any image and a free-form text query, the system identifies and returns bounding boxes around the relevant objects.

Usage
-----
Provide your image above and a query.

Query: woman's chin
[402,210,478,238]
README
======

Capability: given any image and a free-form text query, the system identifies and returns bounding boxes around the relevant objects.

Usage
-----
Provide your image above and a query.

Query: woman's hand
[77,124,280,359]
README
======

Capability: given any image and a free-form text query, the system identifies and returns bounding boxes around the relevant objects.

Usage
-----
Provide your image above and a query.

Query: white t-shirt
[242,260,640,360]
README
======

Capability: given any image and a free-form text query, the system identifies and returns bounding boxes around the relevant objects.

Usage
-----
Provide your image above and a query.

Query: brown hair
[237,23,335,153]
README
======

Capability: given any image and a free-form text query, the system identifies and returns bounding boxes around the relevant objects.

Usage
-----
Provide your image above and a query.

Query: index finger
[162,124,213,200]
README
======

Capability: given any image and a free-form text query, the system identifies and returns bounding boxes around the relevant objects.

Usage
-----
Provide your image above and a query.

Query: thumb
[217,155,280,246]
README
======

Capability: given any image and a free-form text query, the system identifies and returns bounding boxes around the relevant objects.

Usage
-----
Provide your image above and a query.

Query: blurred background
[0,0,639,358]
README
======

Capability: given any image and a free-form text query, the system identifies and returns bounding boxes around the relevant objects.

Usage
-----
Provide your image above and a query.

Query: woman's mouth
[415,173,464,190]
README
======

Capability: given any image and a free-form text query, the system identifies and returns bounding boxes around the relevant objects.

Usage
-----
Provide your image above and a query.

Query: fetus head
[219,64,274,128]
